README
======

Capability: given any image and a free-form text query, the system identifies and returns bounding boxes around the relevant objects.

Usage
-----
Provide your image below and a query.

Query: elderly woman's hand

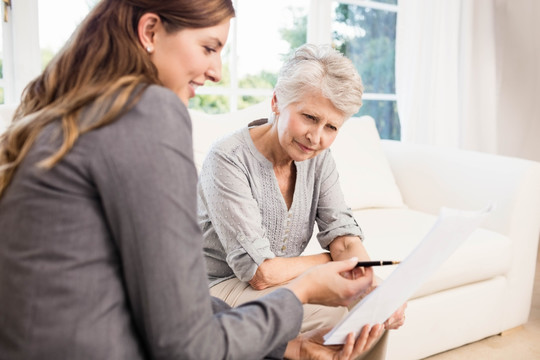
[384,302,407,330]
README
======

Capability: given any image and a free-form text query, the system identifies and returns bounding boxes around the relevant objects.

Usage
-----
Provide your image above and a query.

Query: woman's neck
[249,122,293,168]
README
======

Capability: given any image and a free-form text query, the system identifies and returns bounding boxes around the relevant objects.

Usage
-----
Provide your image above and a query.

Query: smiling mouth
[189,81,203,98]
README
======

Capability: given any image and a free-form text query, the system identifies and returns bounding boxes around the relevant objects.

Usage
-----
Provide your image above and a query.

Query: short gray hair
[274,44,363,119]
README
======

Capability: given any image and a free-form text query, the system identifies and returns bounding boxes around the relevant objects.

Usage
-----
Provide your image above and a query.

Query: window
[2,0,399,139]
[331,0,399,139]
[190,0,309,114]
[0,7,6,104]
[194,0,400,139]
[0,0,92,105]
[39,0,95,69]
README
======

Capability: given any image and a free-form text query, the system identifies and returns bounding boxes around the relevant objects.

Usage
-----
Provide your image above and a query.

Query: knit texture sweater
[198,121,363,286]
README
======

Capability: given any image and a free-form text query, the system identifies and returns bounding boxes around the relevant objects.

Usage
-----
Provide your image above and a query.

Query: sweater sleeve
[91,85,302,360]
[315,149,363,249]
[198,140,276,282]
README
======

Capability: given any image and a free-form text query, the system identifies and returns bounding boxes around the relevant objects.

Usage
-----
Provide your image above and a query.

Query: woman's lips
[189,81,201,98]
[296,141,314,153]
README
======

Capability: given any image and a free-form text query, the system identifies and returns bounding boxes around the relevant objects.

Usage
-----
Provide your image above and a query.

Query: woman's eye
[204,46,216,54]
[304,114,316,122]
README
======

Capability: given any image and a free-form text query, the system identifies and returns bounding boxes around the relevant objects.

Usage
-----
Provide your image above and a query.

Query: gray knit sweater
[198,121,363,287]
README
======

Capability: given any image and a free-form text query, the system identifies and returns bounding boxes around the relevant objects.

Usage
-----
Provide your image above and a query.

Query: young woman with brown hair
[0,1,380,359]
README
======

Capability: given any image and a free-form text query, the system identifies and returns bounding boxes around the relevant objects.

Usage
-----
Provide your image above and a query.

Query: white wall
[494,0,540,162]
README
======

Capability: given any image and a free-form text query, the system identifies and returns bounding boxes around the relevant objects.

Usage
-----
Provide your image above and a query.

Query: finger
[342,267,370,281]
[353,265,366,276]
[385,307,407,329]
[330,257,359,273]
[362,267,374,285]
[339,332,355,360]
[364,324,384,350]
[354,267,374,289]
[352,325,370,354]
[394,314,406,328]
[384,313,397,328]
[385,304,407,329]
[350,266,366,279]
[386,317,404,330]
[384,320,395,330]
[400,302,408,312]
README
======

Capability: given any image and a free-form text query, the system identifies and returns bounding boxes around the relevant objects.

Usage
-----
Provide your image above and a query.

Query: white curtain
[396,0,497,152]
[492,0,540,163]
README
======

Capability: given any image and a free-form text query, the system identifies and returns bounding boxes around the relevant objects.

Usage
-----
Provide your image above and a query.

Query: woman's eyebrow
[208,37,224,48]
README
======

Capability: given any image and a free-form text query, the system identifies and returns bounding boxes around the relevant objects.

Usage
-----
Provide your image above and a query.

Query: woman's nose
[206,56,222,83]
[307,126,322,145]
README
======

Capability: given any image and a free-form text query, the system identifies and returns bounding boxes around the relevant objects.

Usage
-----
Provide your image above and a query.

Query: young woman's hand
[285,324,384,360]
[285,257,374,307]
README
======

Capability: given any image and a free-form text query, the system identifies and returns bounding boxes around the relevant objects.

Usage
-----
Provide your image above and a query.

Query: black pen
[356,260,401,267]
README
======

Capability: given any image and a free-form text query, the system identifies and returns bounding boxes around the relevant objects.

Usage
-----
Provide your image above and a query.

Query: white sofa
[2,101,540,360]
[189,99,540,360]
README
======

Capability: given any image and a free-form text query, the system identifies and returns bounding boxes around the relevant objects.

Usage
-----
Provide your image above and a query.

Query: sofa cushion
[190,98,272,171]
[331,116,405,210]
[190,110,242,171]
[354,208,512,299]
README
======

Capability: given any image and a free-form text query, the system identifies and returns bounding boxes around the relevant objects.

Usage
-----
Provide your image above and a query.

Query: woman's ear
[271,93,279,114]
[138,13,160,53]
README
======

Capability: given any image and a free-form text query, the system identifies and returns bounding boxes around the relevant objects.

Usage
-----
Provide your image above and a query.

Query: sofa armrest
[381,139,540,328]
[381,140,540,237]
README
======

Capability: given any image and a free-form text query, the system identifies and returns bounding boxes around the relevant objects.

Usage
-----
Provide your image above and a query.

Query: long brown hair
[0,0,235,196]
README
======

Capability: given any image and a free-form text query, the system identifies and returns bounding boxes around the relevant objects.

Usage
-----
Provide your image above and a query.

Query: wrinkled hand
[384,302,407,330]
[289,324,384,360]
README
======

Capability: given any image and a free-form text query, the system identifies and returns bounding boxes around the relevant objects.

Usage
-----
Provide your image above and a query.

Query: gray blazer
[0,85,302,359]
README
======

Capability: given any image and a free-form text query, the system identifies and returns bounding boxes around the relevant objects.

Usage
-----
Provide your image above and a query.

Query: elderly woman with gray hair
[198,43,406,359]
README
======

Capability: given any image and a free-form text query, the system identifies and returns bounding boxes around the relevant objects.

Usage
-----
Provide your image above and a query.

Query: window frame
[1,0,40,104]
[198,0,398,112]
[327,0,398,104]
[2,0,398,112]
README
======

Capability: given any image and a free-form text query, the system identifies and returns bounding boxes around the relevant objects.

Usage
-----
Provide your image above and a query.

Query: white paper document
[324,205,493,345]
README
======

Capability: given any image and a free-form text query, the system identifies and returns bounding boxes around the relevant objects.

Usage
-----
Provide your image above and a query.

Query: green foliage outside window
[41,48,55,70]
[29,0,399,138]
[238,71,276,110]
[189,63,231,114]
[187,2,401,140]
[190,40,231,114]
[333,4,400,140]
[279,7,308,62]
